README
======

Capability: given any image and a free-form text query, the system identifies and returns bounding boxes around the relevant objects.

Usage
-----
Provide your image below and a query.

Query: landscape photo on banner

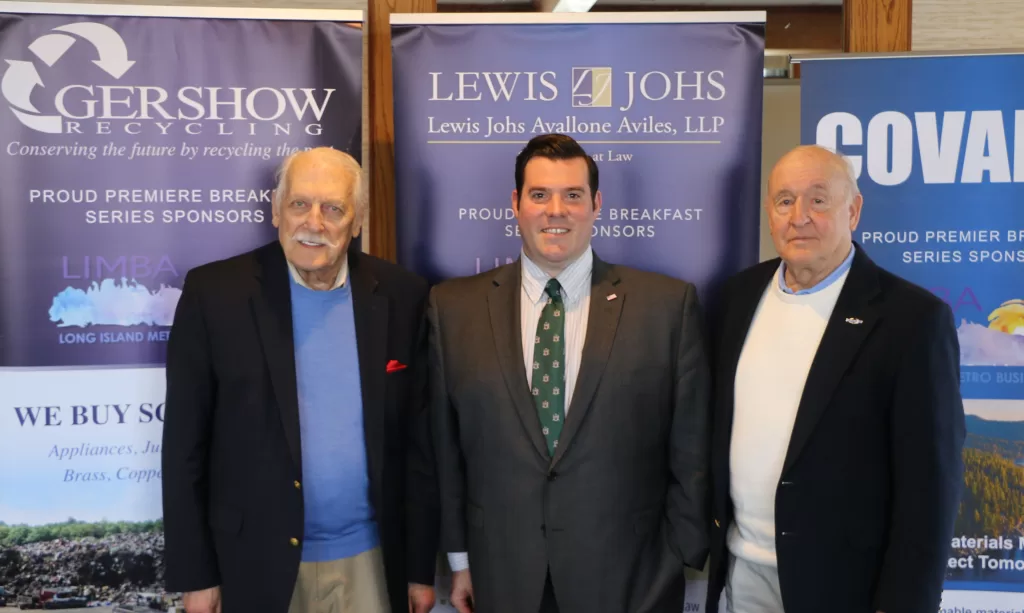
[0,4,363,610]
[800,52,1024,606]
[390,12,765,610]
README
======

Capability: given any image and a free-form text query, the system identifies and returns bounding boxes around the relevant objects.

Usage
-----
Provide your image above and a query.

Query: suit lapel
[251,243,302,472]
[781,246,882,475]
[488,262,551,462]
[350,251,388,506]
[551,257,623,467]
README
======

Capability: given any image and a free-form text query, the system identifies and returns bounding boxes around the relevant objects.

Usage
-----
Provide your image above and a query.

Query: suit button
[547,472,557,482]
[290,537,299,547]
[294,480,301,489]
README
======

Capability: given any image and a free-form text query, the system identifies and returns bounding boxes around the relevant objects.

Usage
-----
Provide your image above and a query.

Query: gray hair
[274,147,367,222]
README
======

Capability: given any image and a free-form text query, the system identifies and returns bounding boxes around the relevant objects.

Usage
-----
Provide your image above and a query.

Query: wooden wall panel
[843,0,911,52]
[368,0,436,261]
[765,7,841,51]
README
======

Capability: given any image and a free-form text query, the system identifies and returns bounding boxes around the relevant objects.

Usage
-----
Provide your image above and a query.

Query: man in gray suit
[429,133,712,613]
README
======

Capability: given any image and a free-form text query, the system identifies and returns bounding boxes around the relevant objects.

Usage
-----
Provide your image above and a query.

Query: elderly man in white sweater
[706,145,965,613]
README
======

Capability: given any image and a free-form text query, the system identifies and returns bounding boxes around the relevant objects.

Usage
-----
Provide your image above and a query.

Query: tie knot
[544,278,562,301]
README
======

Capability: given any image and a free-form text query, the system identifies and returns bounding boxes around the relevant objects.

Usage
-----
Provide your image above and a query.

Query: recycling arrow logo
[2,21,136,134]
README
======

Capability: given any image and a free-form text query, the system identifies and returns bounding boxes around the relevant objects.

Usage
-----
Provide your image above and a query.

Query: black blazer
[706,244,965,613]
[161,241,438,613]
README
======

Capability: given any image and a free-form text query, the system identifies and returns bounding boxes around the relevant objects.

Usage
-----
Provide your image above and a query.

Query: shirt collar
[286,255,349,291]
[779,243,855,295]
[521,246,593,305]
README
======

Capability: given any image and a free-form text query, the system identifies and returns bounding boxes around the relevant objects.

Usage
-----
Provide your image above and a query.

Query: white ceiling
[598,0,839,3]
[442,0,841,5]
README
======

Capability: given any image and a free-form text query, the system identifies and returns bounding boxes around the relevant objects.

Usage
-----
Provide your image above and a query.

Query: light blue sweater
[290,275,378,562]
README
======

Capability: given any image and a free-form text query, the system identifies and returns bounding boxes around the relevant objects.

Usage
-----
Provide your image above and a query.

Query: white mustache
[293,232,338,248]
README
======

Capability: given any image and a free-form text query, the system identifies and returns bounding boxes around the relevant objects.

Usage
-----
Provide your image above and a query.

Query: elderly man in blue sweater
[162,147,439,613]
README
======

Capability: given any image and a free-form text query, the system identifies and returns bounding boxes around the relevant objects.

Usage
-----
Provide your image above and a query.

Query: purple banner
[390,16,764,608]
[0,6,362,609]
[0,10,363,367]
[390,17,765,301]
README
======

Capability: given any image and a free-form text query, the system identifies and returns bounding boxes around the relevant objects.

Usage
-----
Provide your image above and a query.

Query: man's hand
[408,582,436,613]
[183,586,221,613]
[450,569,474,613]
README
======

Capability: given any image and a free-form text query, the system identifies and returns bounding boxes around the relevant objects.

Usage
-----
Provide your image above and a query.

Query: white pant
[723,554,784,613]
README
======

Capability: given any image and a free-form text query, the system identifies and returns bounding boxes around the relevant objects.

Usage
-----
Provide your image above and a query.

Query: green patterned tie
[533,279,566,456]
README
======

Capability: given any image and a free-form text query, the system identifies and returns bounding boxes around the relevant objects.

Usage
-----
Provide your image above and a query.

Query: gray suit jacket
[429,255,711,613]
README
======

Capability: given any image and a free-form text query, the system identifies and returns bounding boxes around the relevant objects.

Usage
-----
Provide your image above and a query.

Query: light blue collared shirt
[778,244,855,295]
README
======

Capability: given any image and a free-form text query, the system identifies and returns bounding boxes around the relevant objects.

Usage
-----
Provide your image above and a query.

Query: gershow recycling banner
[391,12,766,608]
[390,13,766,302]
[801,53,1024,608]
[0,3,362,607]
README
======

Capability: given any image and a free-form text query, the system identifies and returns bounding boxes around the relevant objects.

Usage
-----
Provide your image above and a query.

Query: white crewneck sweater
[727,263,850,567]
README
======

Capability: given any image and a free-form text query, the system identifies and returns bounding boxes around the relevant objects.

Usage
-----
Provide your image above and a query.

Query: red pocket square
[386,359,407,373]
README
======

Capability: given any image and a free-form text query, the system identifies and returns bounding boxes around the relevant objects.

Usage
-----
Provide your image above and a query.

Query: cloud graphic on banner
[953,299,1024,366]
[48,279,181,327]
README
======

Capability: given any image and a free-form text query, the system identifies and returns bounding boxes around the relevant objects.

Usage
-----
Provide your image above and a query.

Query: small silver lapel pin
[845,317,863,325]
[607,293,617,301]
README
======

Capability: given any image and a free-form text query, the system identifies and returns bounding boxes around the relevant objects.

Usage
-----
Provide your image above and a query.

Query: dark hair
[514,133,599,203]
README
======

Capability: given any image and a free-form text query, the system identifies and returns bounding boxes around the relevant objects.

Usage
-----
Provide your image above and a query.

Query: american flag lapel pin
[607,293,617,301]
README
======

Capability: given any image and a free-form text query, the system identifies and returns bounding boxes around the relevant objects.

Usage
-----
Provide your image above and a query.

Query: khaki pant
[288,547,391,613]
[723,553,784,613]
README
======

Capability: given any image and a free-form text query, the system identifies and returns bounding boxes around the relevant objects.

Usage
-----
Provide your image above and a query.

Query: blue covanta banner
[0,4,362,608]
[801,53,1024,605]
[391,13,765,610]
[391,13,765,303]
